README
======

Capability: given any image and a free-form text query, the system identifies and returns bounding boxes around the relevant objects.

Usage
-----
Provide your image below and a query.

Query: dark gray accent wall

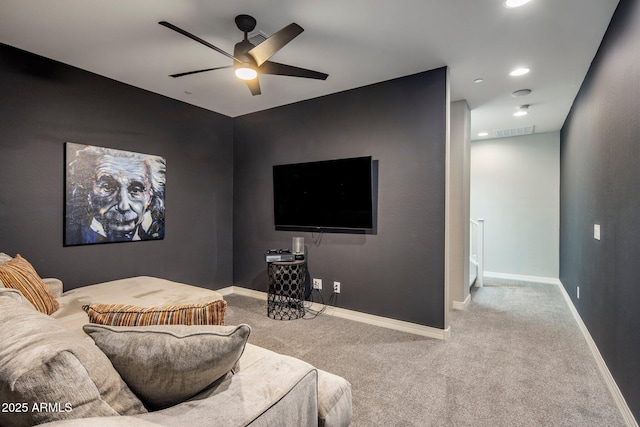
[560,0,640,419]
[233,68,448,329]
[0,44,234,290]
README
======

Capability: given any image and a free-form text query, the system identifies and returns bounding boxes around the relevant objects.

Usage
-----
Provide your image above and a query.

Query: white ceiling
[0,0,619,140]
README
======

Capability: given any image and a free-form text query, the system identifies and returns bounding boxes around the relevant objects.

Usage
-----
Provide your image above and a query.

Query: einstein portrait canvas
[65,142,166,245]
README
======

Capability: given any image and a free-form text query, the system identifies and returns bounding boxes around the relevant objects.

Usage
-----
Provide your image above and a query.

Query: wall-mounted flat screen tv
[273,156,374,231]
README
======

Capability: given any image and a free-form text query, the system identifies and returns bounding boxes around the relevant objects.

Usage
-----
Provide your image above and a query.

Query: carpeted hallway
[223,281,625,426]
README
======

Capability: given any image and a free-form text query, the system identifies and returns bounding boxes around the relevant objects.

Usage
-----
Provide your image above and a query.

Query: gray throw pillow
[0,252,12,265]
[0,287,36,310]
[83,323,251,409]
[0,297,147,427]
[0,252,10,287]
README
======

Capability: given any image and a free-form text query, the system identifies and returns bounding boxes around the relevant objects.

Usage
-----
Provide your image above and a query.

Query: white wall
[449,100,471,307]
[471,132,559,279]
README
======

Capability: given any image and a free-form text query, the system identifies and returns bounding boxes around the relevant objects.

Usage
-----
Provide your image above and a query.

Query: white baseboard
[557,281,638,427]
[220,286,450,340]
[483,271,561,286]
[452,293,471,311]
[215,286,234,296]
[217,286,266,300]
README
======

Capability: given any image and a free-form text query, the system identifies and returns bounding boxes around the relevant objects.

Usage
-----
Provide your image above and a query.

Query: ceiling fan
[159,15,328,96]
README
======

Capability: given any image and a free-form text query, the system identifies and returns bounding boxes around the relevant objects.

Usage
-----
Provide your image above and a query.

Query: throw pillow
[83,323,251,409]
[0,253,12,288]
[0,297,147,427]
[82,300,226,326]
[0,254,59,314]
[0,252,12,265]
[0,287,36,311]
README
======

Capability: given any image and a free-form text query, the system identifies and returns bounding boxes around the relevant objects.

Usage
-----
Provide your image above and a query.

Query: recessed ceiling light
[509,67,530,77]
[478,132,489,137]
[512,89,532,97]
[505,0,531,8]
[474,78,484,84]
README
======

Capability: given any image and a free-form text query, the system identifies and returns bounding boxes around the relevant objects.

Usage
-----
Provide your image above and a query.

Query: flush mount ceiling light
[513,105,530,116]
[474,78,484,84]
[510,67,530,77]
[505,0,531,8]
[512,89,532,97]
[478,132,489,137]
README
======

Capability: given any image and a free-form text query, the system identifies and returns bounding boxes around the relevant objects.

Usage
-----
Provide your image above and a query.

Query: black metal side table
[267,260,306,320]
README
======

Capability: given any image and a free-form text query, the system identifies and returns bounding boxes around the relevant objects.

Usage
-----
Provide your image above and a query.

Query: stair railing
[470,218,485,287]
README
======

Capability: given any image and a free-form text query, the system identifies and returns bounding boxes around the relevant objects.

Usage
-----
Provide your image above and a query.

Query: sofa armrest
[318,370,352,427]
[140,353,319,426]
[43,278,63,298]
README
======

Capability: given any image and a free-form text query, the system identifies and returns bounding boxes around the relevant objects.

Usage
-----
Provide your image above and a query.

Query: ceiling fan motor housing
[235,14,257,34]
[234,39,257,73]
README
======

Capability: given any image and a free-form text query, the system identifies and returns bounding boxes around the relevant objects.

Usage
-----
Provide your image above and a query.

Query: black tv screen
[273,156,373,231]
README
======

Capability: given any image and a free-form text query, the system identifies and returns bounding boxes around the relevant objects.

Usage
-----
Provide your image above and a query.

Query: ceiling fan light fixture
[235,65,257,80]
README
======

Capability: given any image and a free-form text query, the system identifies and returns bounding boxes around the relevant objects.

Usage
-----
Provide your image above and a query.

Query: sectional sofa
[0,253,352,427]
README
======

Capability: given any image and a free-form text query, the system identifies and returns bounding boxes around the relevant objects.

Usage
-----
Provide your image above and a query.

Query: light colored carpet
[224,280,625,426]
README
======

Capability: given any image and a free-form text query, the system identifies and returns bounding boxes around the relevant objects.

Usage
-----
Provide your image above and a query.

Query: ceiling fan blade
[247,23,303,67]
[159,21,239,63]
[259,61,328,80]
[170,65,233,78]
[245,77,261,96]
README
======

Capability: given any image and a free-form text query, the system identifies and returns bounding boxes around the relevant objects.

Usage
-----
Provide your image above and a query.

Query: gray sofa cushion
[140,353,319,426]
[83,324,251,409]
[0,296,147,427]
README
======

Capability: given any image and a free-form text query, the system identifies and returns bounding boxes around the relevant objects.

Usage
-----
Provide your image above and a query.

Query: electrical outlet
[333,281,341,293]
[313,278,322,290]
[594,224,601,240]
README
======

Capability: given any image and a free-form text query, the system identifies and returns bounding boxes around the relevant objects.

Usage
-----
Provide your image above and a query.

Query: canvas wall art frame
[65,142,166,246]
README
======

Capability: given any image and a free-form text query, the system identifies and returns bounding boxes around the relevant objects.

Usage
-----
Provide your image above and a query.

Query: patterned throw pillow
[82,300,227,326]
[0,254,59,314]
